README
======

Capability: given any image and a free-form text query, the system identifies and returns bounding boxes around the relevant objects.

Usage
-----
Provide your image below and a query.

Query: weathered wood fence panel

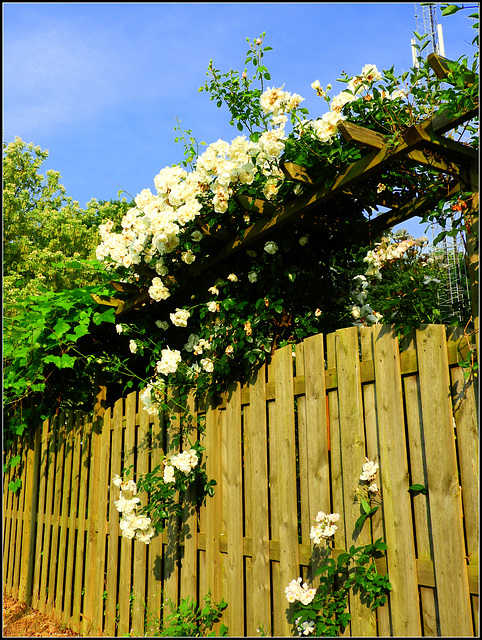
[3,325,479,637]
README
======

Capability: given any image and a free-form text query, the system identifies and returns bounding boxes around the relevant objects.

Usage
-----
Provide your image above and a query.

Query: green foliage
[349,229,466,339]
[408,484,428,496]
[135,438,216,532]
[3,136,132,310]
[3,284,117,447]
[145,592,227,637]
[199,33,275,136]
[2,137,138,455]
[288,539,391,637]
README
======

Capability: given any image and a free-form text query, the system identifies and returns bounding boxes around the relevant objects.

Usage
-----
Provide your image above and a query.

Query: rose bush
[94,28,477,419]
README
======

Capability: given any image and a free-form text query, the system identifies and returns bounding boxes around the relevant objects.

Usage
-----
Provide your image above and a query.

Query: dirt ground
[3,594,80,637]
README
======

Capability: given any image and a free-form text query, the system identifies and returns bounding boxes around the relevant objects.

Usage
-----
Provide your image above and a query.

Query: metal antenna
[412,4,470,322]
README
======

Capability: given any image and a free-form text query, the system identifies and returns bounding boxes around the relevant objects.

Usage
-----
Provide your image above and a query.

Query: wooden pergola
[93,54,478,333]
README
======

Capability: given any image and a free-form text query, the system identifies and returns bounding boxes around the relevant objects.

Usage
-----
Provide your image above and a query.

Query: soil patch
[3,594,80,637]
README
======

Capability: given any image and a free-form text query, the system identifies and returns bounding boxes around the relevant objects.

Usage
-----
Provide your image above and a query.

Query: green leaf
[355,513,368,530]
[52,319,71,339]
[8,455,22,469]
[43,353,77,369]
[92,308,116,325]
[8,478,22,492]
[66,322,91,342]
[441,4,463,16]
[408,483,428,495]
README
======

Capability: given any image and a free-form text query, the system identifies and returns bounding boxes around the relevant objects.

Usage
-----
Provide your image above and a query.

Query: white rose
[112,474,123,487]
[156,348,182,375]
[163,465,175,483]
[207,301,219,313]
[191,230,204,242]
[181,250,196,264]
[264,241,278,255]
[200,357,214,373]
[170,308,190,327]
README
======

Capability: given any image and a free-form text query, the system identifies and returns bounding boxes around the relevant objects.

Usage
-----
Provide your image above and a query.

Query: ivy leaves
[3,285,116,444]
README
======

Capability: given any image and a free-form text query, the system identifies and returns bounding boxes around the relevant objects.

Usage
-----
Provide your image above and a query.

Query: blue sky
[3,2,478,239]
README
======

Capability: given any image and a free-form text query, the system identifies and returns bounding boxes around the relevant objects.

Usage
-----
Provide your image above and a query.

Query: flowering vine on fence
[95,30,477,424]
[92,21,478,536]
[285,459,390,637]
[112,475,156,544]
[127,438,217,533]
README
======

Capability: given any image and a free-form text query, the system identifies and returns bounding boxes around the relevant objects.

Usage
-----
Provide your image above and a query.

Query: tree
[3,136,131,310]
[3,138,135,444]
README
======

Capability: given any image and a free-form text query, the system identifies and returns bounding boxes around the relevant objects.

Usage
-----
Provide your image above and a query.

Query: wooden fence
[3,324,479,637]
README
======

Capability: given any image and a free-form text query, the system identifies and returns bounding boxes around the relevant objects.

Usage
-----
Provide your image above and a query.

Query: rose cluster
[359,457,379,494]
[112,475,156,544]
[348,231,432,327]
[285,577,317,605]
[162,449,199,483]
[309,511,340,544]
[303,64,397,144]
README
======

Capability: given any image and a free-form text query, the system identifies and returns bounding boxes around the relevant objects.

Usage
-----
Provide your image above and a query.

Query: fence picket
[162,389,182,624]
[271,344,299,637]
[3,437,18,596]
[131,402,150,636]
[373,325,421,636]
[12,434,29,601]
[118,390,137,637]
[38,418,56,613]
[416,324,473,636]
[54,413,74,622]
[82,407,103,635]
[450,364,479,563]
[105,397,123,636]
[401,332,438,636]
[145,412,164,633]
[360,327,391,637]
[302,334,330,586]
[204,399,223,631]
[93,406,112,635]
[45,414,66,616]
[18,426,40,605]
[62,412,83,628]
[180,390,198,604]
[450,361,479,637]
[335,326,376,636]
[71,415,90,632]
[244,364,271,636]
[223,381,244,636]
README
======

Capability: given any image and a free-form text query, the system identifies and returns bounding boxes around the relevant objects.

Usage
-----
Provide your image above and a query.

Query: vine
[286,459,391,637]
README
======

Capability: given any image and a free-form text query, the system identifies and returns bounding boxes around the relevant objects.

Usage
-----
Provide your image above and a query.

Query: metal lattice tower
[413,4,471,322]
[415,3,441,55]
